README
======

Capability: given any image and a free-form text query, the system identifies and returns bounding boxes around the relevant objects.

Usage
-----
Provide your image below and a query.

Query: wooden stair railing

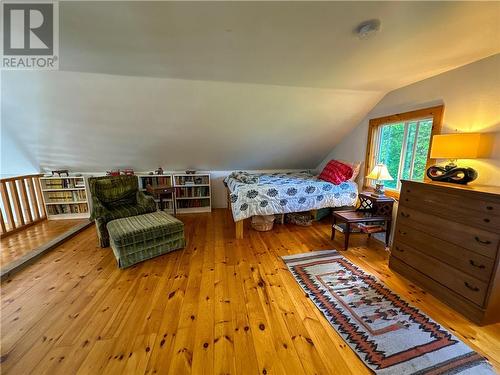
[0,174,47,238]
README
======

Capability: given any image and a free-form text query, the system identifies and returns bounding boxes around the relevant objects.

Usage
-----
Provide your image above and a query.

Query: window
[364,106,443,196]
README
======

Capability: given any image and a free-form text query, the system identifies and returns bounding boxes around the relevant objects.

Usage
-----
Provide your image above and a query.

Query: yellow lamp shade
[430,133,487,159]
[366,163,393,181]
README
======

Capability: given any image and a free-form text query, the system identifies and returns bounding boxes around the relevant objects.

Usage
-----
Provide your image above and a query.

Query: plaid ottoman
[107,211,185,268]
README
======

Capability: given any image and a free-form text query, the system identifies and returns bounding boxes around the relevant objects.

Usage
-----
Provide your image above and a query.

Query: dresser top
[401,180,500,199]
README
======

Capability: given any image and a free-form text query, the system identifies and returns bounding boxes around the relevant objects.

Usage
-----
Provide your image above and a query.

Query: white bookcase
[137,174,175,213]
[40,176,90,220]
[173,173,211,213]
[137,172,212,214]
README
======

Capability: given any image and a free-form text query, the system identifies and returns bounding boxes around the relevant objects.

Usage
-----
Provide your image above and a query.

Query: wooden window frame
[364,105,444,199]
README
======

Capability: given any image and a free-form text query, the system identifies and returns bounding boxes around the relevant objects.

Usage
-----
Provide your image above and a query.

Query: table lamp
[426,133,485,184]
[366,163,393,197]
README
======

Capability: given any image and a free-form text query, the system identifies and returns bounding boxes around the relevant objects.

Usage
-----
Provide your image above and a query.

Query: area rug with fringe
[282,250,495,375]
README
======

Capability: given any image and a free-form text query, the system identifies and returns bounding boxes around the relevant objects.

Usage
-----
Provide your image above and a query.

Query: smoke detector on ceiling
[355,19,381,39]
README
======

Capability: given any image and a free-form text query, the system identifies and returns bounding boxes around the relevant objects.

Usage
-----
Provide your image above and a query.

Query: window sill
[383,189,400,201]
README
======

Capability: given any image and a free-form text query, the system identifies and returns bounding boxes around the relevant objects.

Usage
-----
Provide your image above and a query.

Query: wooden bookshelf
[40,176,90,220]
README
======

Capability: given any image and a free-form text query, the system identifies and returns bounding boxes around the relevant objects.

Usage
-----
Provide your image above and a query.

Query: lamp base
[426,165,477,185]
[370,183,385,197]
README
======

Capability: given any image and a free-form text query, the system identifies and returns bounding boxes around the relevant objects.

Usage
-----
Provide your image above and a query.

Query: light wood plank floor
[1,209,499,374]
[1,219,90,269]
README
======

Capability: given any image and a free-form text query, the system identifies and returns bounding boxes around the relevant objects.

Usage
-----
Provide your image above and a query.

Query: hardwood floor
[1,209,499,374]
[1,219,90,269]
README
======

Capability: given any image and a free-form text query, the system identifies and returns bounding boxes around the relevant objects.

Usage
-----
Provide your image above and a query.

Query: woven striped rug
[282,250,495,375]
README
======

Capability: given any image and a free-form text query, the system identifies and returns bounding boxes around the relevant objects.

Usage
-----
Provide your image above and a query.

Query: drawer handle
[401,212,410,218]
[486,206,493,210]
[464,281,480,292]
[395,246,404,252]
[475,236,491,245]
[483,218,490,223]
[469,260,485,269]
[398,230,407,235]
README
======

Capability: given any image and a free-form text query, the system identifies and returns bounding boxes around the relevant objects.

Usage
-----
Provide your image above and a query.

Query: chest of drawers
[389,180,500,325]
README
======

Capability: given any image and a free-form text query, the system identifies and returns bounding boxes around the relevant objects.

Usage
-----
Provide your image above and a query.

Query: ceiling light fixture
[355,19,381,39]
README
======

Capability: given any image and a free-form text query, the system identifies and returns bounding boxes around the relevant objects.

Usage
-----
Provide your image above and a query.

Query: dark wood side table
[331,192,395,250]
[146,184,177,216]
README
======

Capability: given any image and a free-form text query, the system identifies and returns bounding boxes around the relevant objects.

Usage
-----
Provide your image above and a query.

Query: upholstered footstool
[107,211,185,268]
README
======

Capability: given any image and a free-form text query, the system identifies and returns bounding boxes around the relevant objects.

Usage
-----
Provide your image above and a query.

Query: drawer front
[401,182,500,217]
[389,257,486,324]
[396,206,500,259]
[393,223,494,282]
[400,184,500,233]
[391,242,488,306]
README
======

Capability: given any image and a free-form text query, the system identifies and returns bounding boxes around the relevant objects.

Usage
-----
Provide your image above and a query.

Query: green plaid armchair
[89,175,157,247]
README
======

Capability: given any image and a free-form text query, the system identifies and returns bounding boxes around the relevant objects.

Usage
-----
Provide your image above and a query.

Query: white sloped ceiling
[2,1,499,172]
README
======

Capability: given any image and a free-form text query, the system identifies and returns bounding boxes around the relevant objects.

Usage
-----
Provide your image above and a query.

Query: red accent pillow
[319,160,354,185]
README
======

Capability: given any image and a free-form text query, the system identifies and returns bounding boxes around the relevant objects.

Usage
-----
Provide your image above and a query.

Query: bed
[224,171,358,238]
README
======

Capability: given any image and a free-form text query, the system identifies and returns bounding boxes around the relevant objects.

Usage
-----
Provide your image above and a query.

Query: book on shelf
[333,223,362,233]
[333,222,385,234]
[140,176,172,187]
[46,190,86,203]
[177,199,210,209]
[47,203,88,215]
[43,177,85,189]
[357,222,386,233]
[175,186,210,198]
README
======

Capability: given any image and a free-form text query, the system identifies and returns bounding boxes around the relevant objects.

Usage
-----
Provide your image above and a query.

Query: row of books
[333,221,386,234]
[174,176,209,186]
[46,191,87,202]
[176,199,210,209]
[175,187,210,198]
[140,176,172,188]
[43,178,85,189]
[47,203,88,215]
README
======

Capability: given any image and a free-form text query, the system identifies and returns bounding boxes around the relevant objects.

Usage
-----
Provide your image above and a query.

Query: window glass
[412,120,433,181]
[377,122,404,190]
[375,119,432,190]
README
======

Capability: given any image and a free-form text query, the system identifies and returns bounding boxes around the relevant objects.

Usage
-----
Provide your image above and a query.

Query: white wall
[0,119,40,177]
[2,70,382,174]
[318,54,500,187]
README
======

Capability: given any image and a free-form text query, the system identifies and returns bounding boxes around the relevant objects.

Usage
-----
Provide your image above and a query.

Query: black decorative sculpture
[426,165,477,185]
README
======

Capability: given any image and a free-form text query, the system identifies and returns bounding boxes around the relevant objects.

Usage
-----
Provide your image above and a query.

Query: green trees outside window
[376,119,433,190]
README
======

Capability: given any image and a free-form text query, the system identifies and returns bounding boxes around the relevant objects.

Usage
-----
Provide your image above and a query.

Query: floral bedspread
[224,171,358,222]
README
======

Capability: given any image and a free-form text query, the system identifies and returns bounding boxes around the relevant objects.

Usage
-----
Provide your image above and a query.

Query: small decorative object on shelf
[40,175,90,220]
[155,167,164,175]
[185,169,196,174]
[122,168,134,176]
[365,163,393,197]
[106,169,121,176]
[426,133,488,185]
[51,169,69,177]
